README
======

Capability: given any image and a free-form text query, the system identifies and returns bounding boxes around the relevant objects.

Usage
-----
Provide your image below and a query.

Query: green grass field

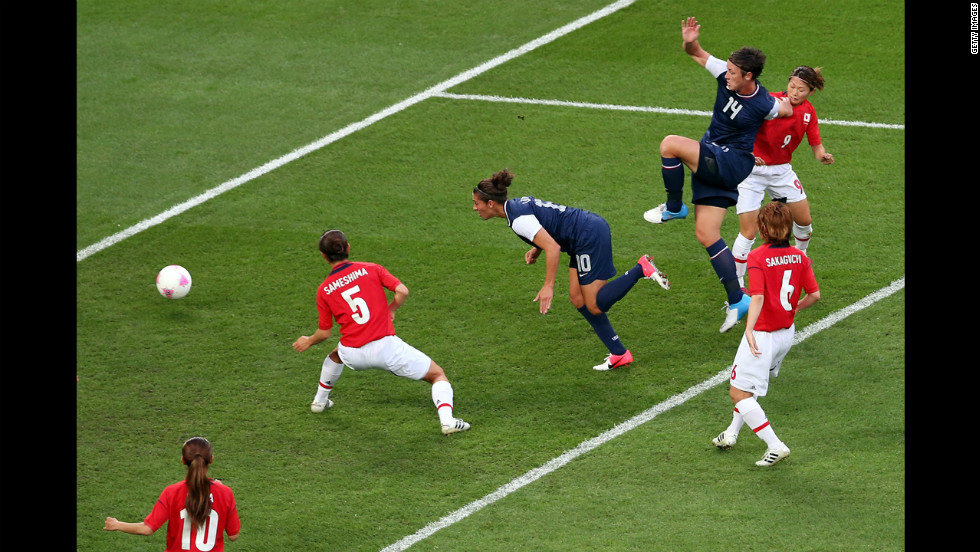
[77,1,904,550]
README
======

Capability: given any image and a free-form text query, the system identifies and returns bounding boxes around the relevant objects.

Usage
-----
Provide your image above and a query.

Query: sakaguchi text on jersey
[764,253,804,268]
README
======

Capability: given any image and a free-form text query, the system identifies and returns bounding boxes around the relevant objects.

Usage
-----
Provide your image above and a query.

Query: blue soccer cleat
[643,203,689,224]
[719,292,752,333]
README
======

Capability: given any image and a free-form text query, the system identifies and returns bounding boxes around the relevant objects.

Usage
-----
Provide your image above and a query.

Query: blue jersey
[504,196,593,252]
[702,57,779,153]
[504,196,616,284]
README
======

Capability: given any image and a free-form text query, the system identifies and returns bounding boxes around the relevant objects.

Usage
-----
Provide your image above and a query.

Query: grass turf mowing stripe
[379,276,905,551]
[76,0,637,263]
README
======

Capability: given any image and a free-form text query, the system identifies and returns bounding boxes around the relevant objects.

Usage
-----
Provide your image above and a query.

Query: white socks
[726,407,745,436]
[735,397,783,449]
[732,233,755,288]
[431,380,456,426]
[793,222,812,254]
[315,357,345,403]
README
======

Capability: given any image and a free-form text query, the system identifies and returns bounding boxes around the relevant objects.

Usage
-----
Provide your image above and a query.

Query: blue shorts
[691,141,755,208]
[568,213,617,285]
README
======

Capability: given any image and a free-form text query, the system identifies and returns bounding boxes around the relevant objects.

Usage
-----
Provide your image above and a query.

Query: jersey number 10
[178,508,220,551]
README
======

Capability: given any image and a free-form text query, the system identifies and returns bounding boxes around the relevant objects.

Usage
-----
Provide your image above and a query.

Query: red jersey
[316,261,402,347]
[752,92,821,165]
[143,479,240,552]
[746,244,819,332]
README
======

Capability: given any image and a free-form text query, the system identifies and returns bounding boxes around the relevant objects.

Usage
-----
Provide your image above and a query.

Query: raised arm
[682,17,710,67]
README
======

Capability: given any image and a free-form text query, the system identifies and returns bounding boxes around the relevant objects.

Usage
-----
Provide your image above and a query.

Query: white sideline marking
[75,0,637,263]
[379,276,905,552]
[435,92,907,130]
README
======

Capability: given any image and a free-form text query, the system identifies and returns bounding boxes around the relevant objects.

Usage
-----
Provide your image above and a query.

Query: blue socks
[662,156,685,213]
[595,264,644,312]
[706,239,744,304]
[577,306,628,356]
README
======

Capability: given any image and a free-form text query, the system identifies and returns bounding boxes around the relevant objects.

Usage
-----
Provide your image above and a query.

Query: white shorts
[735,163,808,215]
[728,324,795,397]
[337,335,432,380]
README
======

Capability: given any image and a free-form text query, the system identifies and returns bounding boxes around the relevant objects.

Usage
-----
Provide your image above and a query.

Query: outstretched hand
[682,17,700,42]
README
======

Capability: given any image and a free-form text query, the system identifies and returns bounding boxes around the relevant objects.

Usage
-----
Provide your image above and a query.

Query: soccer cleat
[712,431,738,449]
[638,254,670,290]
[755,444,791,467]
[643,202,689,224]
[719,293,752,333]
[593,350,634,371]
[311,399,334,413]
[442,418,471,435]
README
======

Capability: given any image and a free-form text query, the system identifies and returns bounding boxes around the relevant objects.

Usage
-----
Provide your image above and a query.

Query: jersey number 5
[341,286,371,325]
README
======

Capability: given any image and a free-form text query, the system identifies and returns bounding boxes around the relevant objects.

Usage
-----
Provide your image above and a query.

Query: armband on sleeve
[764,97,781,120]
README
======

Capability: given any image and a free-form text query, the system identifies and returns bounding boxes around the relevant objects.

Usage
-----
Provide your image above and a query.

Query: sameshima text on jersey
[324,268,368,295]
[765,254,803,268]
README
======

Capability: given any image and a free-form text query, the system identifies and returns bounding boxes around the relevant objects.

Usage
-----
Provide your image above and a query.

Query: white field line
[434,92,907,130]
[380,276,905,552]
[76,0,637,263]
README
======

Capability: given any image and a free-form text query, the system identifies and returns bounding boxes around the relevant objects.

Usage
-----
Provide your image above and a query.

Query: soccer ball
[156,265,193,299]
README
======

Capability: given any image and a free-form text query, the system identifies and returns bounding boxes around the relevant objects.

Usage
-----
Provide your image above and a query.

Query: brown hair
[728,46,766,78]
[757,201,793,246]
[181,437,214,529]
[790,65,825,91]
[474,169,514,203]
[319,229,350,262]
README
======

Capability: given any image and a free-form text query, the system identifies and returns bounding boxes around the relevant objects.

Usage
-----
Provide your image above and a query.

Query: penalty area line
[434,92,906,130]
[379,276,905,552]
[76,0,637,263]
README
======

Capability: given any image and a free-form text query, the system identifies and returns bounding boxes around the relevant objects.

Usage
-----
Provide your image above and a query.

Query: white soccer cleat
[441,418,471,435]
[719,305,741,334]
[311,399,334,413]
[643,202,688,224]
[719,294,752,333]
[712,431,738,449]
[755,444,791,467]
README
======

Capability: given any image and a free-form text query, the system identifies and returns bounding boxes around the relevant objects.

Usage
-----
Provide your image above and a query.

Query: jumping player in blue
[473,169,670,371]
[643,17,793,333]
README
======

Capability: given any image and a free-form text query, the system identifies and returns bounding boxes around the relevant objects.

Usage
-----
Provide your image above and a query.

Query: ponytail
[181,437,214,529]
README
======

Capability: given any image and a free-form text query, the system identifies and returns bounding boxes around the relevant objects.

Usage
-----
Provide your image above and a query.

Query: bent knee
[425,362,448,383]
[660,135,683,156]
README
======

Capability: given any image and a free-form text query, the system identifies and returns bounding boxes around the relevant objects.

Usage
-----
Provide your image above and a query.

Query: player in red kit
[732,65,834,288]
[104,437,241,551]
[711,201,820,466]
[293,229,470,435]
